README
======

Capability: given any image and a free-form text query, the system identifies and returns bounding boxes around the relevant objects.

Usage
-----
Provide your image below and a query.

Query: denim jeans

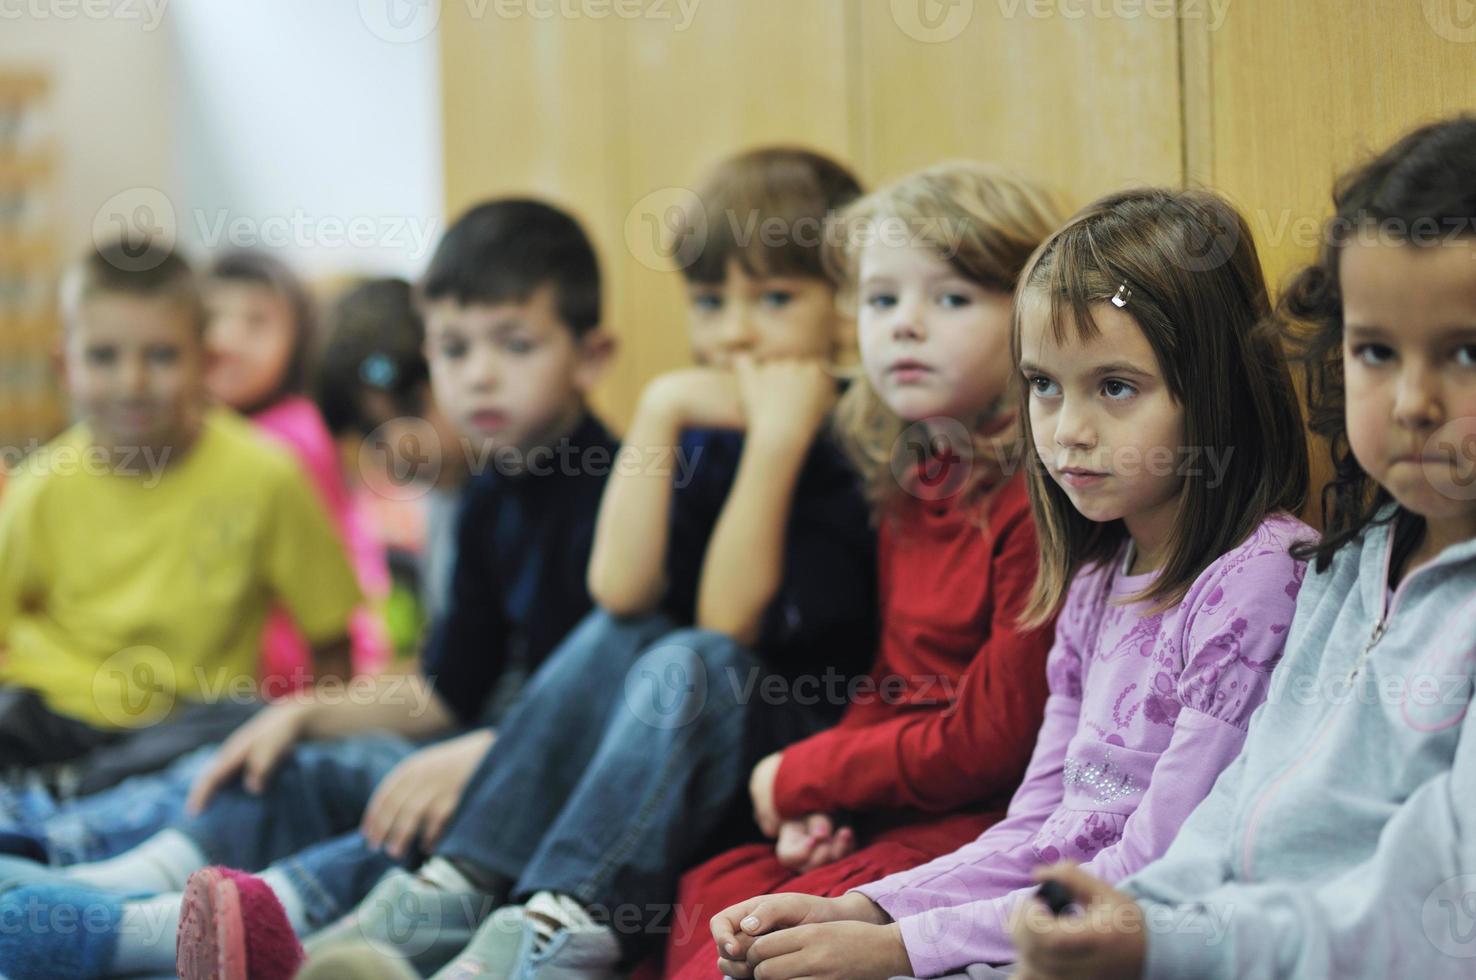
[0,745,215,865]
[435,610,835,958]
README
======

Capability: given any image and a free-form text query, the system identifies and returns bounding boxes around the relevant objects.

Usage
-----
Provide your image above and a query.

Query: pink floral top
[855,512,1313,976]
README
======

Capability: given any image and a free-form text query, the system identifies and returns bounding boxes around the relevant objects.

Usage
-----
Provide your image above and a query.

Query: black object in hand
[1036,879,1073,916]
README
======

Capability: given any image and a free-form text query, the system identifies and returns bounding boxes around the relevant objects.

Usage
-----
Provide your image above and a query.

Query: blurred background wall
[5,0,1476,467]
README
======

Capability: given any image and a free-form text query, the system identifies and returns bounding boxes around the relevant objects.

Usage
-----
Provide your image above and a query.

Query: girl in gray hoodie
[1007,115,1476,980]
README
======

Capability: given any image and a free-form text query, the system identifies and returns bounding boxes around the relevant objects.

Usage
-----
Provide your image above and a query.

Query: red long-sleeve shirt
[772,473,1054,819]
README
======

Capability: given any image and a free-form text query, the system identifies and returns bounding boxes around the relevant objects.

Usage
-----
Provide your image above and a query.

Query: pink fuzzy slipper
[177,866,306,980]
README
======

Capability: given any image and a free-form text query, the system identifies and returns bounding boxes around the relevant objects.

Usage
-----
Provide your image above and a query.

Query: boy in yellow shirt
[0,240,361,778]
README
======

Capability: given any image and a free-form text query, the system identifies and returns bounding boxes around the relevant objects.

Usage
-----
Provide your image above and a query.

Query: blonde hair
[826,162,1066,515]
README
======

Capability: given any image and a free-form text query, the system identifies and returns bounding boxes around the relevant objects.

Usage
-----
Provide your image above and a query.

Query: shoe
[295,938,421,979]
[304,867,494,976]
[429,904,528,979]
[176,866,305,980]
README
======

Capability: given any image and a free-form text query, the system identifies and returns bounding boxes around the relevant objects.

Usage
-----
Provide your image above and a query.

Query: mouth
[1391,453,1454,466]
[887,359,933,382]
[1056,465,1110,488]
[467,409,510,433]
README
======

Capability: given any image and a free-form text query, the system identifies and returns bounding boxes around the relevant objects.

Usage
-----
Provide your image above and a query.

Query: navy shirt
[421,414,618,725]
[662,428,878,682]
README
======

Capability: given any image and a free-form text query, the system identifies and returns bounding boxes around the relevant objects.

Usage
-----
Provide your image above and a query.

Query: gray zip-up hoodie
[1123,506,1476,979]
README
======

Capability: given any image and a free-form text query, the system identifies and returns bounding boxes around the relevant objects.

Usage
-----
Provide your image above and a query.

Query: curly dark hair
[1283,115,1476,572]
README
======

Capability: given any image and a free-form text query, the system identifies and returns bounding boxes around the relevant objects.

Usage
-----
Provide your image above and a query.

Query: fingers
[737,894,812,937]
[240,733,289,795]
[801,826,855,873]
[804,813,834,839]
[776,821,816,871]
[185,741,246,815]
[712,898,763,959]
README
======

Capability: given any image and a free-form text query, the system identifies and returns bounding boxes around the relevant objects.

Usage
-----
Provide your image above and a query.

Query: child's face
[686,259,846,367]
[1019,295,1185,552]
[857,241,1014,423]
[1341,238,1476,540]
[423,284,604,462]
[64,294,205,454]
[204,280,296,412]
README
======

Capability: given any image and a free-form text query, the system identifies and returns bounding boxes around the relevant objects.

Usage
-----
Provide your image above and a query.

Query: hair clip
[359,353,398,389]
[1111,284,1132,308]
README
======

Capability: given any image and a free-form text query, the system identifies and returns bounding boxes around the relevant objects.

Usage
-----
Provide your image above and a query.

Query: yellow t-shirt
[0,408,363,729]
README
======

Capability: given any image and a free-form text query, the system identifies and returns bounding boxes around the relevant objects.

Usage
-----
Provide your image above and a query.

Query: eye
[147,346,180,366]
[864,292,897,311]
[1027,375,1060,398]
[937,292,972,309]
[1101,379,1137,401]
[439,339,468,360]
[1454,344,1476,368]
[502,336,536,355]
[1352,342,1395,366]
[85,347,117,366]
[690,293,722,314]
[760,290,794,310]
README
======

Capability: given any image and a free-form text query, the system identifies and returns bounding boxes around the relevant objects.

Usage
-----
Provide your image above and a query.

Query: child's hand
[740,920,912,980]
[185,701,311,814]
[748,751,784,837]
[776,813,857,872]
[642,367,745,432]
[712,891,880,975]
[1011,863,1147,980]
[360,728,495,859]
[733,357,838,446]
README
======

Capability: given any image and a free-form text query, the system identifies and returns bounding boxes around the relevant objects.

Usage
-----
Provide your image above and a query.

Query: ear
[572,326,617,394]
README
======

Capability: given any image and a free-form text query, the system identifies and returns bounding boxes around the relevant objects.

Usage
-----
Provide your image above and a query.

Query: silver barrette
[1111,284,1132,308]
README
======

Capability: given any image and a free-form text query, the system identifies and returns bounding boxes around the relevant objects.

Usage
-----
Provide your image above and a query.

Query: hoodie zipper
[1238,533,1428,880]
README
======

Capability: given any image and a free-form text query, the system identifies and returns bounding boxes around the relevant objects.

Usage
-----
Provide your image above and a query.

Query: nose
[120,352,149,396]
[1053,396,1096,452]
[1393,362,1443,431]
[716,303,756,355]
[891,295,926,342]
[463,343,501,393]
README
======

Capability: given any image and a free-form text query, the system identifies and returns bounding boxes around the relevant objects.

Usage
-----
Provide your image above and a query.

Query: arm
[696,359,836,644]
[771,505,1053,817]
[586,369,741,616]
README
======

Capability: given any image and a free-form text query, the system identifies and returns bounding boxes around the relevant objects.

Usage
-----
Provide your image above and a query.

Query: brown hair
[60,240,205,334]
[207,250,318,409]
[1014,188,1309,627]
[671,146,863,286]
[1282,115,1476,573]
[826,162,1067,513]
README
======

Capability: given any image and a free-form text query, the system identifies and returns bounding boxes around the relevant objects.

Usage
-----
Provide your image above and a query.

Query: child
[1008,115,1476,980]
[204,251,391,687]
[0,200,620,980]
[0,241,361,775]
[684,184,1316,980]
[288,146,881,979]
[644,161,1064,978]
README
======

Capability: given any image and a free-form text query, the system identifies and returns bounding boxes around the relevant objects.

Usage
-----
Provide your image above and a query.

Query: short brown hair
[1014,188,1309,626]
[61,240,205,334]
[671,146,863,286]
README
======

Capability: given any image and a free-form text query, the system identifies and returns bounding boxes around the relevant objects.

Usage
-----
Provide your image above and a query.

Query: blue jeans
[0,745,215,864]
[435,610,834,958]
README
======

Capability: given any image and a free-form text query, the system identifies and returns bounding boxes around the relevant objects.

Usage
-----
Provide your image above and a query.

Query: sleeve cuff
[1142,903,1229,980]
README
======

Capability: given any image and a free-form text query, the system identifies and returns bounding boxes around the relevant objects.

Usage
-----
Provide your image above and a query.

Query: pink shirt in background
[252,395,391,686]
